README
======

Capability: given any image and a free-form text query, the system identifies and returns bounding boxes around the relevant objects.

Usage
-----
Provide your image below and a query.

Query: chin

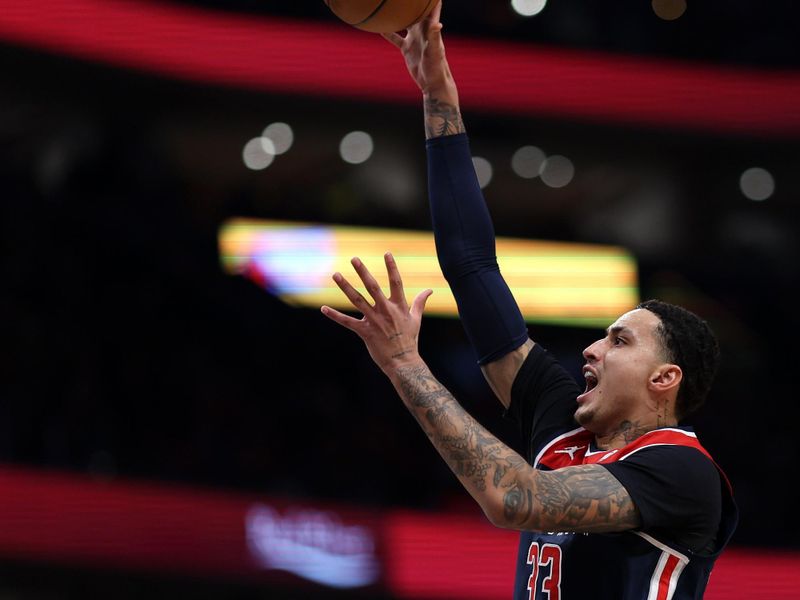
[574,408,594,428]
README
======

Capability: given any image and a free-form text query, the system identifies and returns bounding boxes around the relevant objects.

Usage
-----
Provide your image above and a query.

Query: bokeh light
[539,155,575,188]
[262,122,294,155]
[652,0,687,21]
[472,156,494,189]
[739,167,775,201]
[243,137,275,170]
[511,0,548,18]
[340,131,374,164]
[511,145,546,179]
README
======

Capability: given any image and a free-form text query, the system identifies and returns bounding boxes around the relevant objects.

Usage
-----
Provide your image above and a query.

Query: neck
[594,417,678,450]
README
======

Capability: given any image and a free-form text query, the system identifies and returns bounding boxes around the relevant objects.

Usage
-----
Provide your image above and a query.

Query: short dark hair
[636,299,720,421]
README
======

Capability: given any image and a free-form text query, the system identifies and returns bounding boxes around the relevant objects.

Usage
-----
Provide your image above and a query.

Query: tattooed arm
[322,254,641,534]
[424,96,465,139]
[389,362,642,533]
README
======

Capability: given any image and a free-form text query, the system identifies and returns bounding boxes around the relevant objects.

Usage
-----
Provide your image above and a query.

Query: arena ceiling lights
[1,0,799,137]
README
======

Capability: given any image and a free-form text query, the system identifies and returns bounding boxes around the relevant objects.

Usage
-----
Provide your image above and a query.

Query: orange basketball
[324,0,437,34]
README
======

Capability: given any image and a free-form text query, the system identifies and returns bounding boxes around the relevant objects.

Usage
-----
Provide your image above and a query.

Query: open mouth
[583,368,598,394]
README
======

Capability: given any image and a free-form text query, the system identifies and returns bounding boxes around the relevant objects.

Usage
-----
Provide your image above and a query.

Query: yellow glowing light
[219,218,639,327]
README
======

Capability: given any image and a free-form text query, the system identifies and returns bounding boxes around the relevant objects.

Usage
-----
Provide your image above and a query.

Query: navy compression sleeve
[426,133,529,364]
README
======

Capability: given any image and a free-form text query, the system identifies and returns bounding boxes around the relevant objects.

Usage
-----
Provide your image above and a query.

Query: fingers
[332,271,378,319]
[320,305,364,333]
[431,0,442,23]
[429,20,443,38]
[350,257,387,306]
[381,32,404,49]
[411,289,434,319]
[384,252,407,305]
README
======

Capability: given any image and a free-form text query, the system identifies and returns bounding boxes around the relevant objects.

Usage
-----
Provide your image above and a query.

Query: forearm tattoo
[393,364,641,534]
[424,97,466,139]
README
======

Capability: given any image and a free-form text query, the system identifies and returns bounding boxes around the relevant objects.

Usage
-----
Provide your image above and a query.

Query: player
[322,2,737,598]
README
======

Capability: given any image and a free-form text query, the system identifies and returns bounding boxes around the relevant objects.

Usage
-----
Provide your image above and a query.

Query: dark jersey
[507,344,738,600]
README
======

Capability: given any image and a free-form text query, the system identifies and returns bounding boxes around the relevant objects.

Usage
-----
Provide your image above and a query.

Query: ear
[648,364,682,394]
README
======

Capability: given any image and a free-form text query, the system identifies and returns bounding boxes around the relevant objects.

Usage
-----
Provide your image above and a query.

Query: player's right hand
[381,1,453,96]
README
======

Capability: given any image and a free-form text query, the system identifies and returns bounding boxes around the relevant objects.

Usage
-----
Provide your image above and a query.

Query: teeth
[583,370,597,390]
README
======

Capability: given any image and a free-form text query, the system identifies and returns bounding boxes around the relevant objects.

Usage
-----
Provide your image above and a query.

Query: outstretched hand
[381,1,454,97]
[321,253,433,374]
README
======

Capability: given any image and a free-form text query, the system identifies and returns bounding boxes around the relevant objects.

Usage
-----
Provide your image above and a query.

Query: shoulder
[608,429,721,492]
[609,443,720,489]
[603,443,722,542]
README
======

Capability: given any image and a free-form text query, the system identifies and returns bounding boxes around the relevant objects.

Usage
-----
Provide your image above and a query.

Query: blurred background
[1,0,799,598]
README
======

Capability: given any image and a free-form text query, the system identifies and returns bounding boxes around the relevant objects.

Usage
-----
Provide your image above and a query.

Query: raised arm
[321,255,640,534]
[384,2,533,407]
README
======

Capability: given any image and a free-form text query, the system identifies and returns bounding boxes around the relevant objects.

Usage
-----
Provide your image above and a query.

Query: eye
[611,335,626,346]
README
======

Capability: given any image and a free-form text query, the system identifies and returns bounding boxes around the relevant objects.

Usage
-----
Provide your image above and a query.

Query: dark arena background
[1,1,799,598]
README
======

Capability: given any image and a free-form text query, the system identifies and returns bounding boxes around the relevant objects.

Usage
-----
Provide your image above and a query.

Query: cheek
[610,353,651,382]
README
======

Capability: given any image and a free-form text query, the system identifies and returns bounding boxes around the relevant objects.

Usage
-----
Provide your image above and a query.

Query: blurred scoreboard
[219,218,639,328]
[0,465,796,599]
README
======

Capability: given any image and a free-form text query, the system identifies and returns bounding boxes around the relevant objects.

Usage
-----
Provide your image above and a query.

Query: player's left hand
[321,253,432,374]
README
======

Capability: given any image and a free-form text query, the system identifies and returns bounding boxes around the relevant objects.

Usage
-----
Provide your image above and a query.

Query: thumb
[411,289,433,318]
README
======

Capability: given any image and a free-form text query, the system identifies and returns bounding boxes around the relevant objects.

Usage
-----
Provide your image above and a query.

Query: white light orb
[511,146,546,179]
[243,137,275,170]
[511,0,547,18]
[472,156,494,189]
[540,155,575,188]
[262,122,294,155]
[739,167,775,201]
[340,131,374,165]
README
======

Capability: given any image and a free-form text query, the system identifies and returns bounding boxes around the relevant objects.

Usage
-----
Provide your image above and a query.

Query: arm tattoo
[392,364,641,534]
[513,465,641,533]
[424,98,466,139]
[394,364,527,494]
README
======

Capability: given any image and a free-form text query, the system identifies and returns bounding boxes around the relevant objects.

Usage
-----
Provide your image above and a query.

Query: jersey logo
[553,445,585,460]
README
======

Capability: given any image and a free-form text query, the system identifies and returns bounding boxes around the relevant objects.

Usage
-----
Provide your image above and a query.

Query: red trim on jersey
[656,553,681,600]
[537,428,708,468]
[536,427,733,493]
[617,428,710,462]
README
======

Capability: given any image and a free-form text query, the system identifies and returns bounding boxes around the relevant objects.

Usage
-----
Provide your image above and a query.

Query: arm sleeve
[426,133,529,364]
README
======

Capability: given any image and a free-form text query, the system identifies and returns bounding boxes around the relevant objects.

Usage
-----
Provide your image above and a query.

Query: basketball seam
[353,0,391,27]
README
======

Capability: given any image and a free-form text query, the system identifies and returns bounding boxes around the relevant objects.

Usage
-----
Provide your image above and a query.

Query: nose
[583,339,602,362]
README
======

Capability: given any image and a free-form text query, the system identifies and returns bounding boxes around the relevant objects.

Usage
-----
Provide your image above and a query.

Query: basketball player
[321,3,737,598]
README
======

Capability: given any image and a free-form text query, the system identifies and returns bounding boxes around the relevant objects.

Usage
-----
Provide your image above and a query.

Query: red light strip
[0,466,798,598]
[1,0,799,137]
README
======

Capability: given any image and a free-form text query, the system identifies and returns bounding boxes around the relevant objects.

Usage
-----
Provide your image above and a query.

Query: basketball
[324,0,437,34]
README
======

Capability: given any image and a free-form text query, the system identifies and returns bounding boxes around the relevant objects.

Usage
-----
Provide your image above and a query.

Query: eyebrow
[606,325,634,338]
